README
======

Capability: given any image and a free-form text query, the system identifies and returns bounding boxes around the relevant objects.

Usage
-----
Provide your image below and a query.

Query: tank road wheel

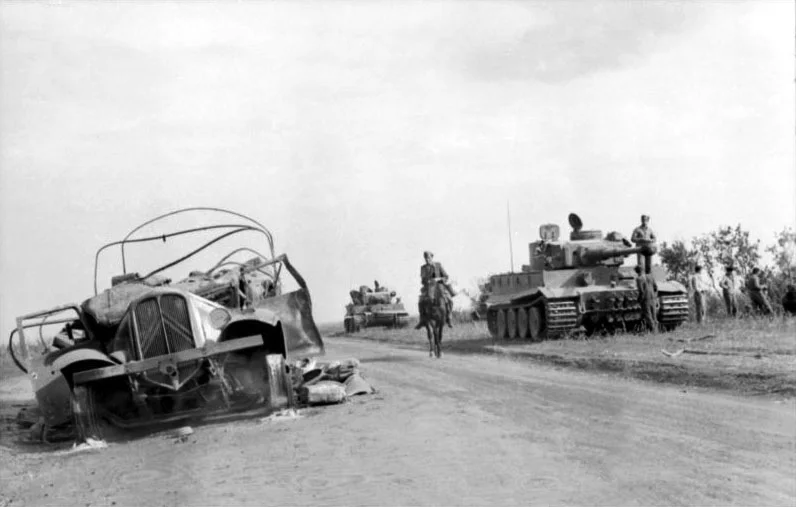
[528,306,545,342]
[496,309,508,339]
[506,309,518,339]
[71,385,104,442]
[486,310,498,336]
[516,307,529,339]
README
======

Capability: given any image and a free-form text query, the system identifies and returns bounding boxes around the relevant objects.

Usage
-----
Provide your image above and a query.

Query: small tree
[764,228,796,311]
[767,227,796,280]
[659,240,699,286]
[710,224,762,279]
[689,224,761,292]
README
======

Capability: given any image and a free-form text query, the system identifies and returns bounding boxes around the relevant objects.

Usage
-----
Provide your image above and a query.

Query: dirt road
[2,337,795,506]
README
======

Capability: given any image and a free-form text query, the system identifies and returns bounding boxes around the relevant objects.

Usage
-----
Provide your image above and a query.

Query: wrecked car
[8,207,324,442]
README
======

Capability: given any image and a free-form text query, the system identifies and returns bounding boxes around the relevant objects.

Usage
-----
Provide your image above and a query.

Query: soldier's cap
[423,250,434,257]
[641,214,650,220]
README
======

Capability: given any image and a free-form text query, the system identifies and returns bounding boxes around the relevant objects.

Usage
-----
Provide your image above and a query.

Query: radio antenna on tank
[507,200,514,273]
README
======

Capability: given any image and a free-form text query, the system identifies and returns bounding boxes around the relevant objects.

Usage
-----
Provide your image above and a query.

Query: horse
[419,278,450,358]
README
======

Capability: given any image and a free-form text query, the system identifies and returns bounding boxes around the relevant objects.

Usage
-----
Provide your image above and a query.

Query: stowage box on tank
[484,213,689,340]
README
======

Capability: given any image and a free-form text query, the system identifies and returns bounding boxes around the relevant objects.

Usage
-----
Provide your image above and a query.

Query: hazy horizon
[1,1,794,334]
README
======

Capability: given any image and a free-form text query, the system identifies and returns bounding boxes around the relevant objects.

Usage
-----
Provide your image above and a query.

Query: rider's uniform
[420,262,453,296]
[417,261,455,328]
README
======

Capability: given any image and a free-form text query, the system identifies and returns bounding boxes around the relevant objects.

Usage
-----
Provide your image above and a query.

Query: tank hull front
[344,303,409,332]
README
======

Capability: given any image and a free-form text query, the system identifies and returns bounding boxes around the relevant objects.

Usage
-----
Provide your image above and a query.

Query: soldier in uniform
[635,265,658,333]
[719,265,739,317]
[746,267,774,315]
[688,264,709,323]
[782,284,796,316]
[631,214,657,274]
[415,251,456,329]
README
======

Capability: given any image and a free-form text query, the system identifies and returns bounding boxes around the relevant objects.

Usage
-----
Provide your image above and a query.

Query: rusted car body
[9,207,324,441]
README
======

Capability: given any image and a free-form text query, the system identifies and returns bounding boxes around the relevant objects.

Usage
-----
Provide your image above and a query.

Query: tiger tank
[343,285,409,333]
[485,213,689,340]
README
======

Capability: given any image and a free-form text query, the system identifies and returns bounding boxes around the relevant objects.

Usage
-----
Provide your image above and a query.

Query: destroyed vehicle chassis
[70,336,295,441]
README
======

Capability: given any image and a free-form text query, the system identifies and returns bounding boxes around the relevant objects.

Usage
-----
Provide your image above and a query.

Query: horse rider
[415,251,456,329]
[631,214,657,274]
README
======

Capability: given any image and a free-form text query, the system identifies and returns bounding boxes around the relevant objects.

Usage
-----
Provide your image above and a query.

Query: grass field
[323,316,796,397]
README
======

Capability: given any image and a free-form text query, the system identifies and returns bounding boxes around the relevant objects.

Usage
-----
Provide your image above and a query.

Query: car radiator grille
[135,295,196,359]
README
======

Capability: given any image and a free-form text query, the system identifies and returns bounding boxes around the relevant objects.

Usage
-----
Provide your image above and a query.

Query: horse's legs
[435,322,443,358]
[425,324,433,358]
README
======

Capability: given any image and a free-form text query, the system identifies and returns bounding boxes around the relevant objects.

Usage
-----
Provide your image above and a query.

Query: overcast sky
[1,1,794,331]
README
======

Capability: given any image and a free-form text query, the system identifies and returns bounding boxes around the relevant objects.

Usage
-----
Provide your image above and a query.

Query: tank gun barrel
[580,244,657,263]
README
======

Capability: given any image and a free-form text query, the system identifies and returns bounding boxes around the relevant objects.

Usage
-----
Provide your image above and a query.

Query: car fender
[30,348,117,426]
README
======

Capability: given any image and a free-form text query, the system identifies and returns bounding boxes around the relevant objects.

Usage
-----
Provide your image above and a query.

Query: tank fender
[657,280,687,293]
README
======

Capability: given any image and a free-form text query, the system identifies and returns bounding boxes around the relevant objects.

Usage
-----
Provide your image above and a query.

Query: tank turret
[528,214,657,271]
[483,213,689,341]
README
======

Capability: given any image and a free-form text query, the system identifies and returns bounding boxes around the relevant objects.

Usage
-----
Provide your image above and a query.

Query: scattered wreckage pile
[7,208,373,446]
[290,357,374,406]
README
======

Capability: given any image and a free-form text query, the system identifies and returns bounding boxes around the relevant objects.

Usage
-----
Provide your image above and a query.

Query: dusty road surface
[2,337,795,507]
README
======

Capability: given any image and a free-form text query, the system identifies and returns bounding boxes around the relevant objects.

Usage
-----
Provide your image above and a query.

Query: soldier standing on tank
[415,251,456,330]
[631,214,657,274]
[720,265,739,317]
[746,267,774,315]
[635,265,658,333]
[688,264,709,324]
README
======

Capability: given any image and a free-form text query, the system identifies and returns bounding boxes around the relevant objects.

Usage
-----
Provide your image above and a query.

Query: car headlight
[209,308,232,330]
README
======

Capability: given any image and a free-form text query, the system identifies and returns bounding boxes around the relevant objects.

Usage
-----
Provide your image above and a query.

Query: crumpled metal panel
[256,289,324,359]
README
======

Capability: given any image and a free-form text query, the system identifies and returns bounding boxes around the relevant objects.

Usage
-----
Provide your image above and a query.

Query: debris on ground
[661,348,765,359]
[299,381,347,405]
[670,334,716,344]
[161,426,194,443]
[289,357,374,406]
[259,408,303,423]
[51,438,108,456]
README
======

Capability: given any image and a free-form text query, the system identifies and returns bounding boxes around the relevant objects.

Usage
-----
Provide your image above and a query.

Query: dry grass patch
[328,316,796,397]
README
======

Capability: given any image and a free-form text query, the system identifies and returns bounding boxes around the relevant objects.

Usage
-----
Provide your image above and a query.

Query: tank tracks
[546,300,578,335]
[488,292,689,339]
[487,299,579,339]
[658,293,689,328]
